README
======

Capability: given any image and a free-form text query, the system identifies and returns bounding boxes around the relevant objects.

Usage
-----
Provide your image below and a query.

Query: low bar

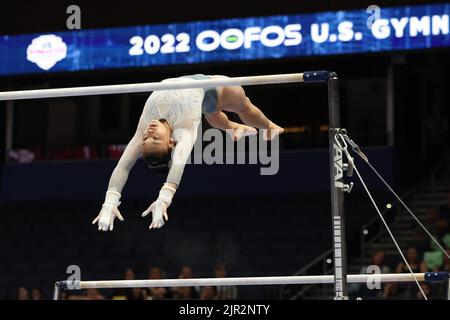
[0,73,304,101]
[53,272,449,299]
[56,272,449,291]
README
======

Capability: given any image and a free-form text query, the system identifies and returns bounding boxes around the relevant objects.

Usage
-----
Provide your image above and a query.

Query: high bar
[0,71,333,101]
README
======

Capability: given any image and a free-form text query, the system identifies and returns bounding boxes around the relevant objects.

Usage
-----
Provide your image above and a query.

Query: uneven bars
[0,71,333,101]
[56,272,449,290]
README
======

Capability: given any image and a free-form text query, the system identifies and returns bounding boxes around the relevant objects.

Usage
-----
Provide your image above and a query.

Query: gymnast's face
[141,119,175,157]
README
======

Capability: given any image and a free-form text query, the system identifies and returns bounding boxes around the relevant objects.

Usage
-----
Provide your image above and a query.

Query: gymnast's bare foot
[263,121,284,141]
[229,124,258,141]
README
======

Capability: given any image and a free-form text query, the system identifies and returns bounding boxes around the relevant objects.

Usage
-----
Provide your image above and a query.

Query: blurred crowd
[13,193,450,300]
[15,262,238,300]
[350,193,450,299]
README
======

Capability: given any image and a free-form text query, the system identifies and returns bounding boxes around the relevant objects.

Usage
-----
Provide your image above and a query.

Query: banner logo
[27,35,67,70]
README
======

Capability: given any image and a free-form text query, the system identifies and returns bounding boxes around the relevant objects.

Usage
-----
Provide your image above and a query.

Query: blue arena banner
[0,3,449,76]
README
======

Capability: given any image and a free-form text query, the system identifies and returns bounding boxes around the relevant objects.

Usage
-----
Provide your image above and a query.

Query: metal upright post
[53,282,61,300]
[327,73,348,299]
[302,70,349,299]
[447,278,450,300]
[5,84,14,161]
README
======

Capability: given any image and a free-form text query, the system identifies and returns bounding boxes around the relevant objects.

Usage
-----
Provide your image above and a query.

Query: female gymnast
[92,74,283,231]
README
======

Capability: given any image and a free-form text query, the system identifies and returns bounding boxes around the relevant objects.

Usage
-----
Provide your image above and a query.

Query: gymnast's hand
[141,198,169,229]
[92,189,124,231]
[142,184,176,230]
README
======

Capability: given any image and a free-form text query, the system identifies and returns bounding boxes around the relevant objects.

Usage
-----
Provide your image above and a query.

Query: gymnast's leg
[227,97,284,141]
[204,110,257,141]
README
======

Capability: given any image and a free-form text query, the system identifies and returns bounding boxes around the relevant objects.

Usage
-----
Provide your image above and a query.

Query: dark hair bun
[148,162,170,175]
[143,153,171,175]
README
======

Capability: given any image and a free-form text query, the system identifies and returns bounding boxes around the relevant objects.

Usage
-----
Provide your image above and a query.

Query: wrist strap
[162,184,177,193]
[104,189,121,206]
[159,184,176,205]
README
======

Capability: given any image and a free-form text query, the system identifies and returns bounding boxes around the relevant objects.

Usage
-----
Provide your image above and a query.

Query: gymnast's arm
[141,121,198,229]
[107,131,142,194]
[165,125,197,188]
[92,113,145,231]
